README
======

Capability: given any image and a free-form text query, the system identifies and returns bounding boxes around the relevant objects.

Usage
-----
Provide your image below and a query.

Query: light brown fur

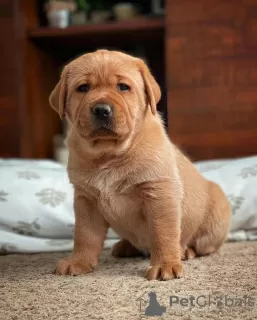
[49,50,231,281]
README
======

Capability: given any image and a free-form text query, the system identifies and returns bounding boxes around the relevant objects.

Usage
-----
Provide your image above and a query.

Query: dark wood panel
[19,0,62,158]
[166,0,254,24]
[24,41,62,158]
[167,58,257,90]
[166,0,257,160]
[172,131,257,160]
[0,0,15,17]
[177,130,257,160]
[0,0,22,157]
[167,25,257,61]
[0,127,20,157]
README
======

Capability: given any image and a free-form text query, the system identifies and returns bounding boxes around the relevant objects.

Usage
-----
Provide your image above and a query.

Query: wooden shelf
[28,17,164,52]
[29,17,164,38]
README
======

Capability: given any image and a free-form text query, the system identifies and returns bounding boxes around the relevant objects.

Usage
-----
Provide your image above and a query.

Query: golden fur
[49,50,231,280]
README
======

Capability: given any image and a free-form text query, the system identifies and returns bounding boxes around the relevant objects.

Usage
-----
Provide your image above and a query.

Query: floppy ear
[49,66,69,119]
[135,58,161,115]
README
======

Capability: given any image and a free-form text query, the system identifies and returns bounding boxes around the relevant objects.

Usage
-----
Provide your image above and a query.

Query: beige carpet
[0,242,257,320]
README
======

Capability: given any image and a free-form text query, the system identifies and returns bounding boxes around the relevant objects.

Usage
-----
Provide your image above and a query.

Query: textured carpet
[0,241,257,320]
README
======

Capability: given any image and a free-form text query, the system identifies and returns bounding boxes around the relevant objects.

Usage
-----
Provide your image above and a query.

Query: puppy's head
[49,50,161,153]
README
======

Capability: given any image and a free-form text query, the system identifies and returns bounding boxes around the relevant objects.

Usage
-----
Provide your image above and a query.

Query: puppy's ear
[135,58,161,115]
[49,66,69,119]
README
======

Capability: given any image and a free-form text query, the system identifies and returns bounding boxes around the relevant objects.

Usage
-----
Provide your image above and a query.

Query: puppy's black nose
[92,104,112,120]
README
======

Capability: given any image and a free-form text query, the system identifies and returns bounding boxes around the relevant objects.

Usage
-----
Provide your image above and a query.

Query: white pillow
[195,156,257,239]
[0,159,117,254]
[0,156,256,254]
[0,159,75,253]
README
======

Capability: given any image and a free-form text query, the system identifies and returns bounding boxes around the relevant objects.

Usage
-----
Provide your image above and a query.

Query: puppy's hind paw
[181,248,196,261]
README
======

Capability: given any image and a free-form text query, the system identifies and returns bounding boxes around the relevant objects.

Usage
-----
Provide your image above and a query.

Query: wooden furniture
[1,0,257,161]
[166,0,257,160]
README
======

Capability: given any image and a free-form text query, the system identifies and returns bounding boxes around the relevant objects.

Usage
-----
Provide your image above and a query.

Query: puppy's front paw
[54,259,93,276]
[145,262,183,281]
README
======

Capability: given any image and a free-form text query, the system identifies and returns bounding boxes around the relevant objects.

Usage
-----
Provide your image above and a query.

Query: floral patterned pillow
[0,156,257,254]
[0,159,75,254]
[195,156,257,240]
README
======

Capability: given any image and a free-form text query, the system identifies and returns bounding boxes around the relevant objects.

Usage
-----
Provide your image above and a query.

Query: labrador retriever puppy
[49,49,231,280]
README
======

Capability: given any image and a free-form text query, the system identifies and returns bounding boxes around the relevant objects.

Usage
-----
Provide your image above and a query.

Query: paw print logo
[213,296,224,308]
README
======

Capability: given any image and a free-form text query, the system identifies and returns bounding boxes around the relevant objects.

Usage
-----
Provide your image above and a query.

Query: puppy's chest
[99,191,139,222]
[77,169,141,218]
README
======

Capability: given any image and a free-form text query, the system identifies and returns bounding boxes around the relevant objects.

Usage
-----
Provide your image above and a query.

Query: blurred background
[1,0,257,164]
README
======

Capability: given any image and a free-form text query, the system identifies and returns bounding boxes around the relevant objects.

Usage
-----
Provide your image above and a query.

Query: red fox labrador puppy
[50,50,231,280]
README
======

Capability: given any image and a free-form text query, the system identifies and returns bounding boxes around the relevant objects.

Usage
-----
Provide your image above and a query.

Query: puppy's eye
[117,83,130,92]
[77,84,89,93]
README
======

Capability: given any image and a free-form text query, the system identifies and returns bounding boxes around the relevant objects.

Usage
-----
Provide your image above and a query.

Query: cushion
[195,156,257,241]
[0,156,256,254]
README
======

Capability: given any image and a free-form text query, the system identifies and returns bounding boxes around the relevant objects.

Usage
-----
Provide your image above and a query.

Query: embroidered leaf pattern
[18,171,40,180]
[0,243,17,255]
[227,195,245,215]
[0,190,8,202]
[238,165,257,178]
[12,218,41,236]
[35,188,66,207]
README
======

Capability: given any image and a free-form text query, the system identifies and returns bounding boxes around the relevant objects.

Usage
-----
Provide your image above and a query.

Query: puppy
[49,50,231,280]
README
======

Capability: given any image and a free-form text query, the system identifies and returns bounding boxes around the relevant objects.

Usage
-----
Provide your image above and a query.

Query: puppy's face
[50,50,161,153]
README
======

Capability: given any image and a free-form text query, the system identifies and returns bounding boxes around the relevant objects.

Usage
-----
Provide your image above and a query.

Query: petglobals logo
[137,291,255,319]
[169,294,255,309]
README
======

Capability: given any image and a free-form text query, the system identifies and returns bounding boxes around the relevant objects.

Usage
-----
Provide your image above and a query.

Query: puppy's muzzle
[92,103,113,121]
